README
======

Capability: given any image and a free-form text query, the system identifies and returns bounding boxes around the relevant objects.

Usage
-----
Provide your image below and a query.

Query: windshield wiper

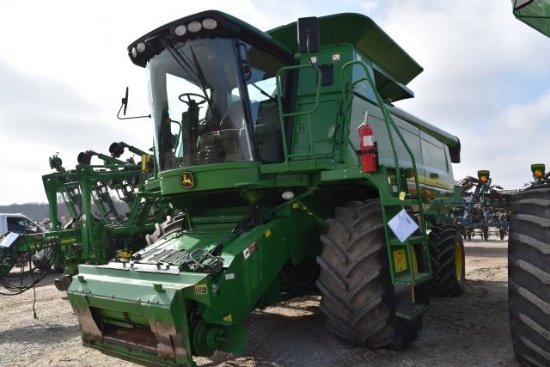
[162,40,211,106]
[250,83,276,102]
[189,45,211,103]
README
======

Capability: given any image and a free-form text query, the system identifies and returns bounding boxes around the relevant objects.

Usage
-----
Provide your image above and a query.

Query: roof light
[188,21,202,33]
[477,169,490,183]
[202,18,218,30]
[136,42,146,53]
[531,163,545,178]
[175,24,187,36]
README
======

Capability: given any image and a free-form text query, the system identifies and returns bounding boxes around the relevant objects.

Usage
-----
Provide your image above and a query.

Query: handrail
[340,60,433,287]
[340,61,427,240]
[275,63,323,164]
[340,61,423,203]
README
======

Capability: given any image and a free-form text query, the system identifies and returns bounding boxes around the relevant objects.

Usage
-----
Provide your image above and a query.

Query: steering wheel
[178,93,207,106]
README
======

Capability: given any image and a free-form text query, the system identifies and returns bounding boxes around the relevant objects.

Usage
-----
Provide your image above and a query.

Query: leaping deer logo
[180,172,194,188]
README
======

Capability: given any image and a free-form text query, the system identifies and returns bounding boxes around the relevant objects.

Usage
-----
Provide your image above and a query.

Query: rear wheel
[429,225,465,296]
[508,186,550,367]
[316,199,422,349]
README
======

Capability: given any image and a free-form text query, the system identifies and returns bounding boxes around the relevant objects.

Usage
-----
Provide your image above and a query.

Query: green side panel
[513,0,550,37]
[159,162,262,195]
[268,13,423,85]
[292,99,341,160]
[288,47,350,163]
[201,220,291,322]
[386,104,460,155]
[349,97,459,190]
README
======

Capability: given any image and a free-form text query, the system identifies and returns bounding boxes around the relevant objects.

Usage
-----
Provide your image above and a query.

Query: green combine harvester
[63,11,465,366]
[39,10,464,367]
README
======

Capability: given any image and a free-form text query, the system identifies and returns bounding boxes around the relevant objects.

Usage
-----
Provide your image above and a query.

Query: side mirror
[122,86,129,115]
[116,87,150,120]
[297,17,320,53]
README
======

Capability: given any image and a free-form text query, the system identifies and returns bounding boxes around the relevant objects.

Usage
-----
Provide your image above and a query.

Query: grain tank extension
[67,11,464,366]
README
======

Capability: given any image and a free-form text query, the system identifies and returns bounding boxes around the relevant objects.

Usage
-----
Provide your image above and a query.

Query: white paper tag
[388,209,419,243]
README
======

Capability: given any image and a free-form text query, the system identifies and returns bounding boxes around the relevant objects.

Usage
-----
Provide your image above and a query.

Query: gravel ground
[0,238,520,367]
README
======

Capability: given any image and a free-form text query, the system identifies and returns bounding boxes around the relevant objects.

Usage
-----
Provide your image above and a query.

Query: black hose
[0,244,58,296]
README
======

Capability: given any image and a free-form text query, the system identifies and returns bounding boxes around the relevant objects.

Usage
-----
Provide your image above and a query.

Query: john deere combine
[64,11,464,366]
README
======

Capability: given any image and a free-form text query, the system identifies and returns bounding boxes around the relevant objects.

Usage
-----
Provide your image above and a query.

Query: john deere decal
[180,172,194,188]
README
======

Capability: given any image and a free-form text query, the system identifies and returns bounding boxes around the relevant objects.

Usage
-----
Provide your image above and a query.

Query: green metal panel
[159,162,263,195]
[513,0,550,37]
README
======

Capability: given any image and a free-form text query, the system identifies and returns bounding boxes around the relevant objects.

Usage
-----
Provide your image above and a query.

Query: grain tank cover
[513,0,550,37]
[267,13,424,86]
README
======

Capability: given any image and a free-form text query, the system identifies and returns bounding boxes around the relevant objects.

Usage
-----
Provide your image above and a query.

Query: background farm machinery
[456,170,513,241]
[0,141,174,295]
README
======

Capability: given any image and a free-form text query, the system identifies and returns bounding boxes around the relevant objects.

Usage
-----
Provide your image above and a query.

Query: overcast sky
[1,0,549,205]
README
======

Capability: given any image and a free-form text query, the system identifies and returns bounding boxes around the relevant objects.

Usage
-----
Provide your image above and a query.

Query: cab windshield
[147,37,287,171]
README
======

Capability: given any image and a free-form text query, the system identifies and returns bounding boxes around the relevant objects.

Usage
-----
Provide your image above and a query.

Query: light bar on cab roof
[202,18,218,30]
[129,17,218,61]
[187,21,202,33]
[175,25,187,36]
[131,42,147,58]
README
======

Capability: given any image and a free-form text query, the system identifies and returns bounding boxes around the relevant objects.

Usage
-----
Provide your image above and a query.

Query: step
[396,302,429,320]
[388,235,424,247]
[394,272,431,285]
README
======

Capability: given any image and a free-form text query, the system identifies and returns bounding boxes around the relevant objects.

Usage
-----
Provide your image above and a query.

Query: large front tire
[508,186,550,367]
[316,200,421,349]
[429,225,465,296]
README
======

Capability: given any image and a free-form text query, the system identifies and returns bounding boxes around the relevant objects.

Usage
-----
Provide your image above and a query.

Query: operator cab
[128,11,293,172]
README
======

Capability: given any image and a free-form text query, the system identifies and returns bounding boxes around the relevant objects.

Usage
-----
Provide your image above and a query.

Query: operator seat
[219,101,246,161]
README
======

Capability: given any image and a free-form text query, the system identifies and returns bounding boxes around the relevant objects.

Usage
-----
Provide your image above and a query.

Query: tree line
[0,203,69,222]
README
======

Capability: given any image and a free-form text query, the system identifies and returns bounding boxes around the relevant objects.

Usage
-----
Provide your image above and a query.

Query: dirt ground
[0,237,520,367]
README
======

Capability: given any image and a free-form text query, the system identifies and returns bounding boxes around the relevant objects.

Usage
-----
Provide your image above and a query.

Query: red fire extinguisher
[358,112,377,173]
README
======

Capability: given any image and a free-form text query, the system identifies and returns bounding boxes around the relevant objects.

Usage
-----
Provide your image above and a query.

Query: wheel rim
[455,241,463,280]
